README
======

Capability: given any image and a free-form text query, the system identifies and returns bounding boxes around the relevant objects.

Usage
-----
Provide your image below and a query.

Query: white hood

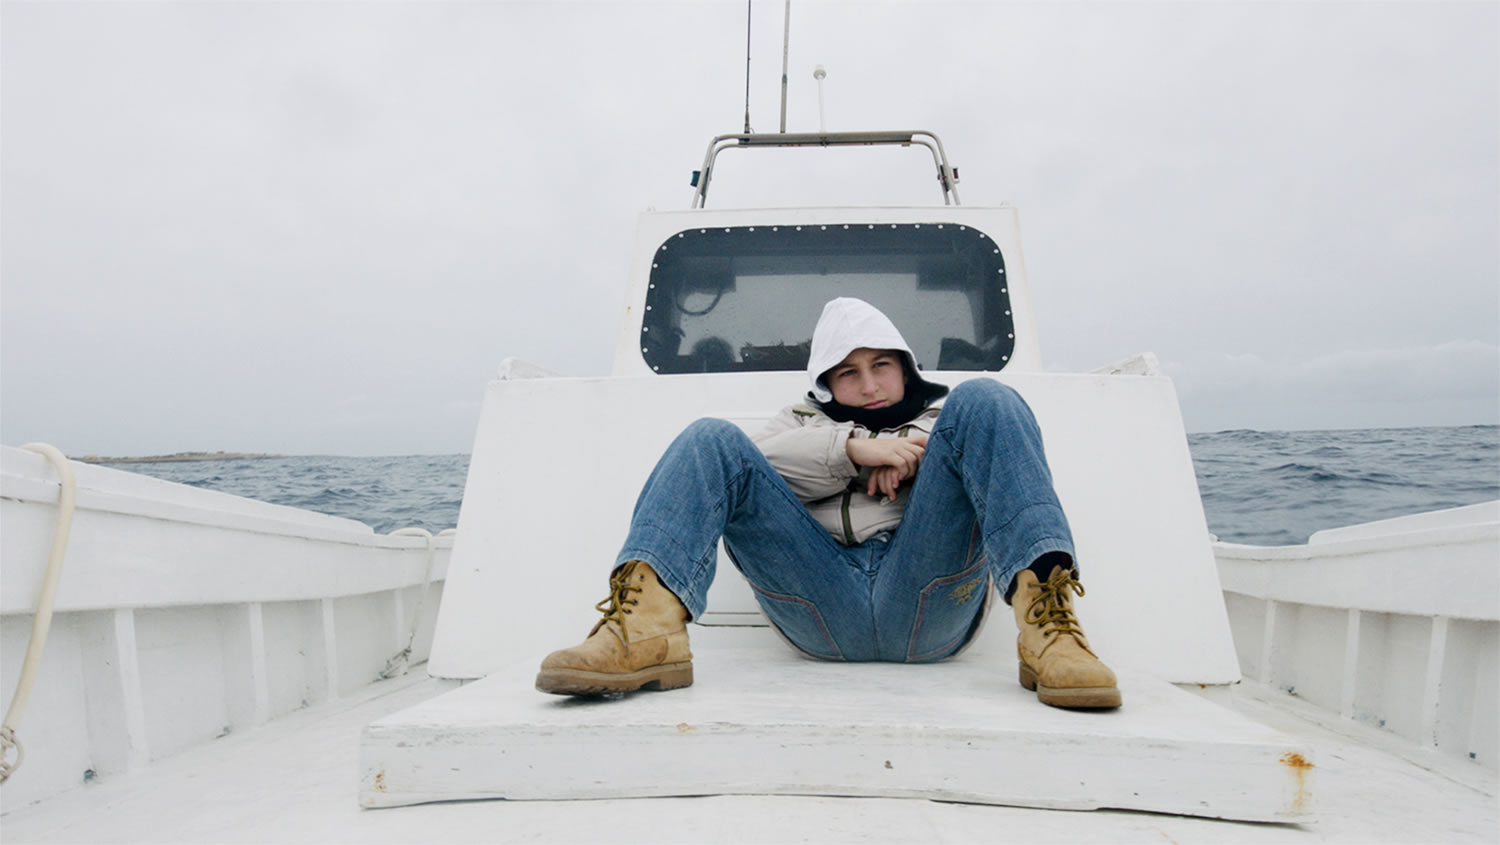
[806,298,919,403]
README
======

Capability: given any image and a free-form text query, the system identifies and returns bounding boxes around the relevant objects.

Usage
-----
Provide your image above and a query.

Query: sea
[103,425,1499,547]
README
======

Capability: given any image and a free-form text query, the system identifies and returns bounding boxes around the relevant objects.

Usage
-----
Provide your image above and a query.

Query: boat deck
[364,627,1305,820]
[3,634,1495,843]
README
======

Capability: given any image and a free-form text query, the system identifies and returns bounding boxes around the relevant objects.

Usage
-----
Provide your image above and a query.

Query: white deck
[362,627,1306,821]
[4,661,1495,844]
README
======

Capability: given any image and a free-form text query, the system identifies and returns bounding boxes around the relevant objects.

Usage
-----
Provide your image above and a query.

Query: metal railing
[690,130,961,208]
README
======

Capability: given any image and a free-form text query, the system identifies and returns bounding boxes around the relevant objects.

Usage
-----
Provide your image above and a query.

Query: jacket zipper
[840,489,856,544]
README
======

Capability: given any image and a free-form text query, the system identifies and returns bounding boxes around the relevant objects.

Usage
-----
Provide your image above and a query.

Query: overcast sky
[2,0,1496,456]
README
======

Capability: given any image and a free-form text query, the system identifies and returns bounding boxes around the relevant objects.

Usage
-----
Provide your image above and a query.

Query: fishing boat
[2,116,1495,840]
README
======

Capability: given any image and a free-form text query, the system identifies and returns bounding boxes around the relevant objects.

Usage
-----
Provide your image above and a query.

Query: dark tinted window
[642,223,1014,374]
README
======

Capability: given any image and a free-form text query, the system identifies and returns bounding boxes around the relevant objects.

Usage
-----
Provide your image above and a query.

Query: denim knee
[676,417,752,450]
[945,379,1028,417]
[684,417,747,444]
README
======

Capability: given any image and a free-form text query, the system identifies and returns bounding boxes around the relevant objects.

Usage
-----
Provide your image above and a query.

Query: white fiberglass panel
[430,370,1237,684]
[134,605,229,760]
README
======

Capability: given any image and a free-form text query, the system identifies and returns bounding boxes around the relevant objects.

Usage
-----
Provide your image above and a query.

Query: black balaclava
[810,353,949,430]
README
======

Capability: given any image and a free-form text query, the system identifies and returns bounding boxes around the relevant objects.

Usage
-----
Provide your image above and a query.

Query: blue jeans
[616,379,1076,663]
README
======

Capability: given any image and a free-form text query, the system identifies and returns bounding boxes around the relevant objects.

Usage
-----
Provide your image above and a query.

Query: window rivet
[643,327,649,332]
[1008,333,1014,339]
[1005,310,1011,316]
[1001,288,1007,293]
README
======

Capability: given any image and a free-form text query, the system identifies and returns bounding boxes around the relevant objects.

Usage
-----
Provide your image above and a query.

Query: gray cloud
[2,1,1495,455]
[1173,339,1500,431]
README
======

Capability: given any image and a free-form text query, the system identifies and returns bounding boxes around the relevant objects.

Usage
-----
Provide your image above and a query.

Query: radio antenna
[814,64,827,132]
[742,0,753,134]
[778,1,791,132]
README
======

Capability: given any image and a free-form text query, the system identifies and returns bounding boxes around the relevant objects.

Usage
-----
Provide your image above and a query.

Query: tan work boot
[535,561,693,696]
[1012,565,1121,709]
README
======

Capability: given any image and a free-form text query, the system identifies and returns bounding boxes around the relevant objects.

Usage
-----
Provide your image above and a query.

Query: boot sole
[535,662,694,696]
[1019,662,1122,709]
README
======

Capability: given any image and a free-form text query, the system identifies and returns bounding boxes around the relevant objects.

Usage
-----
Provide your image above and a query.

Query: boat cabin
[365,130,1315,821]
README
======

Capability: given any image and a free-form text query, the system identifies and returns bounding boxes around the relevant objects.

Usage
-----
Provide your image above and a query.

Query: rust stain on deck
[1280,752,1313,813]
[1280,752,1313,771]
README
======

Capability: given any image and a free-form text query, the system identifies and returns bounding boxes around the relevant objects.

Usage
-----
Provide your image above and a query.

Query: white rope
[1,443,79,785]
[379,527,454,679]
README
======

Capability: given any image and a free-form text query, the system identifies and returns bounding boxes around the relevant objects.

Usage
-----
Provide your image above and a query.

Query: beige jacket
[752,402,942,545]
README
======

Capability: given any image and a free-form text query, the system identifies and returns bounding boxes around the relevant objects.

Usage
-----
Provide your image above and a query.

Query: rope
[1,443,79,785]
[0,728,21,786]
[378,527,455,679]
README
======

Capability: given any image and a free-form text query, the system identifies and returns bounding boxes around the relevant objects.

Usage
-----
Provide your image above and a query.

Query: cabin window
[641,223,1014,374]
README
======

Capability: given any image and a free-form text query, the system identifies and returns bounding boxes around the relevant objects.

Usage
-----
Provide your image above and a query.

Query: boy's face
[826,347,907,408]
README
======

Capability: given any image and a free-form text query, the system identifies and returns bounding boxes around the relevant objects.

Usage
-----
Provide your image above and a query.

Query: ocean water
[1187,425,1498,545]
[111,454,471,537]
[105,425,1498,546]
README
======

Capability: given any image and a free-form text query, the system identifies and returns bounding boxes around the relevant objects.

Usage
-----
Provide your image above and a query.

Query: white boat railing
[1215,502,1500,771]
[0,446,453,812]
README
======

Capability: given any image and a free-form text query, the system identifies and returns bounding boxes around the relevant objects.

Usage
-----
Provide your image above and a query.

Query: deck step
[360,627,1312,822]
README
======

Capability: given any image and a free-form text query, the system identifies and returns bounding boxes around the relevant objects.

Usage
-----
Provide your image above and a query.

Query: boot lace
[1025,567,1086,642]
[589,562,644,644]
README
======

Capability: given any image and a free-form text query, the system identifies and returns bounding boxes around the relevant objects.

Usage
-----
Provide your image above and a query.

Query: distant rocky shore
[76,451,283,464]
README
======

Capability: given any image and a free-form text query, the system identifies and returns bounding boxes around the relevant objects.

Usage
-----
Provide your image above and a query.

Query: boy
[536,297,1120,709]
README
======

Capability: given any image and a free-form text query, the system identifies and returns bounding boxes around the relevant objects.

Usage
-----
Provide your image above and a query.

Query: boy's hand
[847,434,928,497]
[868,465,906,499]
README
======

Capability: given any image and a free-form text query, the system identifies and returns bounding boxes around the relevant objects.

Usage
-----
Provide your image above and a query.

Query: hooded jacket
[752,298,946,545]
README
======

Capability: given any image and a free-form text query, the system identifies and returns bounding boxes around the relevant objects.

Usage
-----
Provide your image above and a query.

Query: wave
[109,427,1498,545]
